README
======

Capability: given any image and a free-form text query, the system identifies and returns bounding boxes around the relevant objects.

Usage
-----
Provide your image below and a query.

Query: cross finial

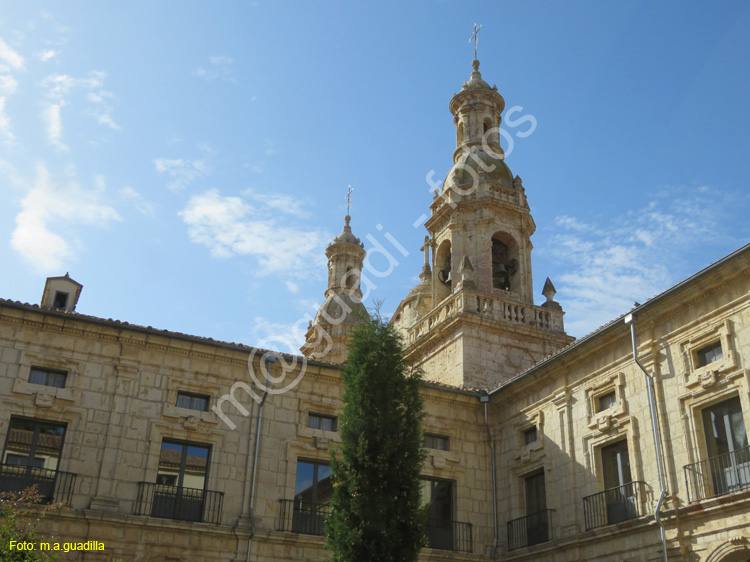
[469,23,483,60]
[345,185,354,215]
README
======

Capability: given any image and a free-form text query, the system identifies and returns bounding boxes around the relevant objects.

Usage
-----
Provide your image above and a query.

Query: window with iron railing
[684,396,750,502]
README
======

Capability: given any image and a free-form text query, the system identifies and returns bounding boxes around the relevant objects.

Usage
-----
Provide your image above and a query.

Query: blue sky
[1,1,749,353]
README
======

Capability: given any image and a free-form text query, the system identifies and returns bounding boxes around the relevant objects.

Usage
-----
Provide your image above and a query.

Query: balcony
[507,509,553,551]
[582,481,646,531]
[278,500,472,553]
[0,463,76,505]
[684,445,750,503]
[134,482,223,524]
[278,499,331,535]
[424,518,473,553]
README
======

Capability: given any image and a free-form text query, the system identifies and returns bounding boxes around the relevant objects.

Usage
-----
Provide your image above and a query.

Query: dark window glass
[702,396,748,457]
[28,367,67,389]
[2,418,66,471]
[697,341,723,367]
[157,441,210,490]
[307,413,336,432]
[601,440,632,490]
[176,392,210,412]
[53,291,69,309]
[597,391,617,412]
[422,478,454,550]
[524,427,538,445]
[525,470,546,514]
[294,460,332,505]
[424,433,450,451]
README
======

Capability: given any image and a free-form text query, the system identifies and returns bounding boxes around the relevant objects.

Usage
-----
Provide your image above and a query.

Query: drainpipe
[624,314,668,562]
[481,391,499,557]
[245,355,276,562]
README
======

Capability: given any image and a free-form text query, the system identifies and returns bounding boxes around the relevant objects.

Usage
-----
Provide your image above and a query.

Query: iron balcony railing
[684,445,750,503]
[0,463,76,505]
[424,518,473,553]
[134,482,223,525]
[278,499,332,535]
[278,500,472,553]
[582,481,646,531]
[507,509,554,551]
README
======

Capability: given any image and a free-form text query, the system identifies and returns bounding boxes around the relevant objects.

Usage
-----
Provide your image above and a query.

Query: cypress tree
[325,315,426,562]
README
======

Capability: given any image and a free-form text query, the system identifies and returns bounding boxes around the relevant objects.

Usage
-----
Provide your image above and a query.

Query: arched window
[435,240,452,302]
[491,233,518,291]
[457,122,464,146]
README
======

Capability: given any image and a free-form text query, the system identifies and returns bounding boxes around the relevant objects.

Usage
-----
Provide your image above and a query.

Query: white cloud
[45,102,67,151]
[11,164,122,273]
[0,97,15,147]
[0,38,24,70]
[193,55,236,82]
[286,281,300,293]
[37,49,58,62]
[41,72,120,137]
[0,75,18,95]
[179,188,328,278]
[242,187,310,218]
[249,316,309,354]
[120,186,154,216]
[152,158,209,191]
[42,71,105,99]
[541,185,749,337]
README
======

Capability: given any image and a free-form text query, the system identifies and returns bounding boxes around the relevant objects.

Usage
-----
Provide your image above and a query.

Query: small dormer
[41,273,83,312]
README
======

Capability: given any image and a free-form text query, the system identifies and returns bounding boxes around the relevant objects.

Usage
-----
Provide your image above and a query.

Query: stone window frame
[681,319,737,390]
[514,410,545,453]
[583,424,643,496]
[297,399,342,452]
[12,351,77,405]
[146,419,227,500]
[508,458,549,519]
[422,424,460,469]
[163,373,222,425]
[586,372,627,432]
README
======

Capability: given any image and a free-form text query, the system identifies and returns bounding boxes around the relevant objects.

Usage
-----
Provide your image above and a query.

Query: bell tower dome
[394,58,574,388]
[301,215,367,364]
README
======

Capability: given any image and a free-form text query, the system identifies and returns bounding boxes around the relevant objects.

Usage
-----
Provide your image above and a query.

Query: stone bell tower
[392,58,573,388]
[301,215,367,364]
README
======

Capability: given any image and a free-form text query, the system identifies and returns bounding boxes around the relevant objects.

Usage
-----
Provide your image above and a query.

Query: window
[28,367,67,389]
[151,440,211,522]
[523,427,538,445]
[422,478,454,550]
[1,418,67,502]
[307,413,336,432]
[600,439,637,525]
[176,391,210,412]
[597,391,617,412]
[700,396,749,495]
[291,460,333,534]
[524,470,548,545]
[53,291,69,309]
[424,433,450,451]
[696,341,723,368]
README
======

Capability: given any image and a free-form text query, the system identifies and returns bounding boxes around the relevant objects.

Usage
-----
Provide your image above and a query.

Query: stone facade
[0,57,749,562]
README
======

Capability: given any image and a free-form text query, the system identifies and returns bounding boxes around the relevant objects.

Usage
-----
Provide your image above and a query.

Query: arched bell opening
[491,232,519,292]
[435,240,452,302]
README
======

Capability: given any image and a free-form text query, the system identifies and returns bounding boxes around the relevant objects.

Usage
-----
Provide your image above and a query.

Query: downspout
[624,314,668,562]
[481,391,499,557]
[245,355,276,562]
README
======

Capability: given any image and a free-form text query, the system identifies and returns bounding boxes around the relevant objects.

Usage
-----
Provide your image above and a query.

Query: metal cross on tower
[345,185,354,215]
[469,23,483,60]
